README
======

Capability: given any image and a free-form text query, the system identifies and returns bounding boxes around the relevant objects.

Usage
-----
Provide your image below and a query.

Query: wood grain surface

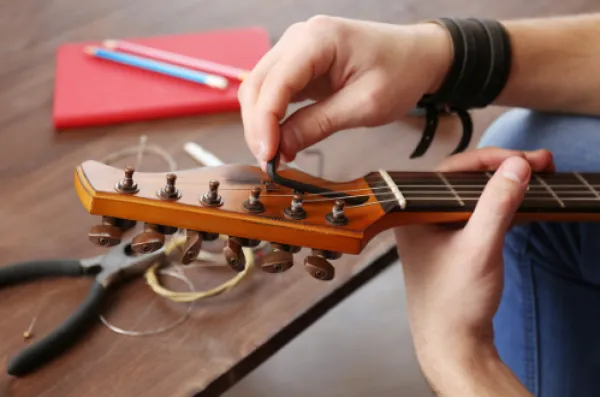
[0,1,596,396]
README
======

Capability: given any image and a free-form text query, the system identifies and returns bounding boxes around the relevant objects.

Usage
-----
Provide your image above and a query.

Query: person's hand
[394,147,555,394]
[238,16,452,168]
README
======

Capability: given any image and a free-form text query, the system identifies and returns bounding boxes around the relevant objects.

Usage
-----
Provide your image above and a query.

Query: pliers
[0,239,168,377]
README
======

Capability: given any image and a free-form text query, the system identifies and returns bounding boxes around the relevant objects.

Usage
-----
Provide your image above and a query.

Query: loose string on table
[22,136,260,339]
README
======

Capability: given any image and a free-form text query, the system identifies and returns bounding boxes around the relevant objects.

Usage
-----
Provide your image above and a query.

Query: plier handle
[0,240,168,377]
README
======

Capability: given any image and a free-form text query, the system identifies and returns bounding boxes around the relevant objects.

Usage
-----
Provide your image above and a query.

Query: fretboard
[366,171,600,214]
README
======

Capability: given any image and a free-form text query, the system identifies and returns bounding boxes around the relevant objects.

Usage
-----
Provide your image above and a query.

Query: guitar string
[255,188,600,203]
[344,196,600,209]
[297,191,600,205]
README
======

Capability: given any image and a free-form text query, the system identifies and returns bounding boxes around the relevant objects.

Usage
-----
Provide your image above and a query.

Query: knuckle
[315,109,335,135]
[283,21,306,37]
[306,15,345,39]
[307,14,335,29]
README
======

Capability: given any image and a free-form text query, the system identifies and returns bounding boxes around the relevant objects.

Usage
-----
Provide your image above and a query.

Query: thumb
[464,156,531,246]
[278,82,372,161]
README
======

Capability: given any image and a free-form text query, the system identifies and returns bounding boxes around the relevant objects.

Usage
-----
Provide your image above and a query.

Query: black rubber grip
[7,281,106,377]
[266,153,368,205]
[0,260,83,286]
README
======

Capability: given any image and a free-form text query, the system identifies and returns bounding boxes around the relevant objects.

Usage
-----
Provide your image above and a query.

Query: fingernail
[500,157,530,184]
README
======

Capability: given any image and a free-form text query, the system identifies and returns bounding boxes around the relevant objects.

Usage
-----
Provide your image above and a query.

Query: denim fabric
[478,109,600,396]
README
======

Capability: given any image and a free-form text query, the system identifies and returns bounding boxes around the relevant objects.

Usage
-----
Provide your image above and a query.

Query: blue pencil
[85,46,229,90]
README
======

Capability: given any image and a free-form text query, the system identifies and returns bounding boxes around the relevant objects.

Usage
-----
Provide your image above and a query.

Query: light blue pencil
[84,46,229,90]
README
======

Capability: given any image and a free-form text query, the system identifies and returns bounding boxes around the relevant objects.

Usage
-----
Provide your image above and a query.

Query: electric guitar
[74,160,600,280]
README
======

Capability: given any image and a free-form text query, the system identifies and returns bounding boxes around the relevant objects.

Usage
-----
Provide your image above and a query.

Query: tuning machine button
[223,237,246,272]
[261,243,295,273]
[131,224,172,254]
[180,230,203,264]
[304,256,335,281]
[88,225,122,247]
[304,249,342,281]
[88,216,136,247]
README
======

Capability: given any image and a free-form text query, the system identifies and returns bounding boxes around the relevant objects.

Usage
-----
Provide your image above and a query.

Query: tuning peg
[243,186,265,213]
[223,237,246,272]
[88,224,123,247]
[201,179,223,207]
[180,230,203,264]
[304,255,335,281]
[284,192,307,220]
[131,224,166,253]
[157,173,181,201]
[115,166,139,194]
[326,200,348,226]
[261,243,294,273]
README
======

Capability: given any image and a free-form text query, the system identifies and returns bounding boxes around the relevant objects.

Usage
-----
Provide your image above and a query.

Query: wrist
[416,340,531,397]
[410,22,453,95]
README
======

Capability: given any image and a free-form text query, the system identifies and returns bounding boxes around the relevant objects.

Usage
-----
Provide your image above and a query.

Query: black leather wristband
[452,18,492,108]
[418,17,512,109]
[468,19,511,107]
[418,18,466,107]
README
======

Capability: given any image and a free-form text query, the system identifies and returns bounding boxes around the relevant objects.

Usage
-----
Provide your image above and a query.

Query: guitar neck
[365,170,600,224]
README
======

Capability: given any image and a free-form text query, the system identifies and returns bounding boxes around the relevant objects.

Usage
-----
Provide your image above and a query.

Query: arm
[492,14,600,115]
[239,13,600,165]
[418,344,532,397]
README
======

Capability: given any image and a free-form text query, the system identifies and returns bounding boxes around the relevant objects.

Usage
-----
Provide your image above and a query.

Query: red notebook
[53,27,271,129]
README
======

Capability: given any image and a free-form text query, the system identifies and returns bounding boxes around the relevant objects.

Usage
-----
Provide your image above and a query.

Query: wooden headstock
[74,161,391,280]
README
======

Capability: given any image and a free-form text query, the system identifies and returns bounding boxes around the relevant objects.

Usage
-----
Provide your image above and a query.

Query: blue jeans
[478,109,600,397]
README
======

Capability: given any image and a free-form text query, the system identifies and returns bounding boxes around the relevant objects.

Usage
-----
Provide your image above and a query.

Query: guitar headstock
[74,161,390,281]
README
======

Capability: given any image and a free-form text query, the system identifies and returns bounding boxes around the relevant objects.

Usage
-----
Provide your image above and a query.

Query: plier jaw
[1,238,170,377]
[83,240,169,287]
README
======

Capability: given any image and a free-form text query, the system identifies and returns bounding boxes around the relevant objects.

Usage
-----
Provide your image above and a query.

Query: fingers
[238,30,294,163]
[277,78,378,161]
[240,23,337,165]
[464,156,531,247]
[437,147,554,173]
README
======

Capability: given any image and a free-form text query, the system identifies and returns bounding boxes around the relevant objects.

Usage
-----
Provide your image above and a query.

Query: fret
[378,170,406,209]
[574,172,600,200]
[437,172,465,206]
[534,174,565,208]
[366,171,600,214]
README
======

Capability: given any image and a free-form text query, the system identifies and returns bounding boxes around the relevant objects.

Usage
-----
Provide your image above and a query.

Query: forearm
[496,13,600,115]
[417,343,532,397]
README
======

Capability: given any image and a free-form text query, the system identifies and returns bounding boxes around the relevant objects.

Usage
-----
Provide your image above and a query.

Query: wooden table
[2,1,596,396]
